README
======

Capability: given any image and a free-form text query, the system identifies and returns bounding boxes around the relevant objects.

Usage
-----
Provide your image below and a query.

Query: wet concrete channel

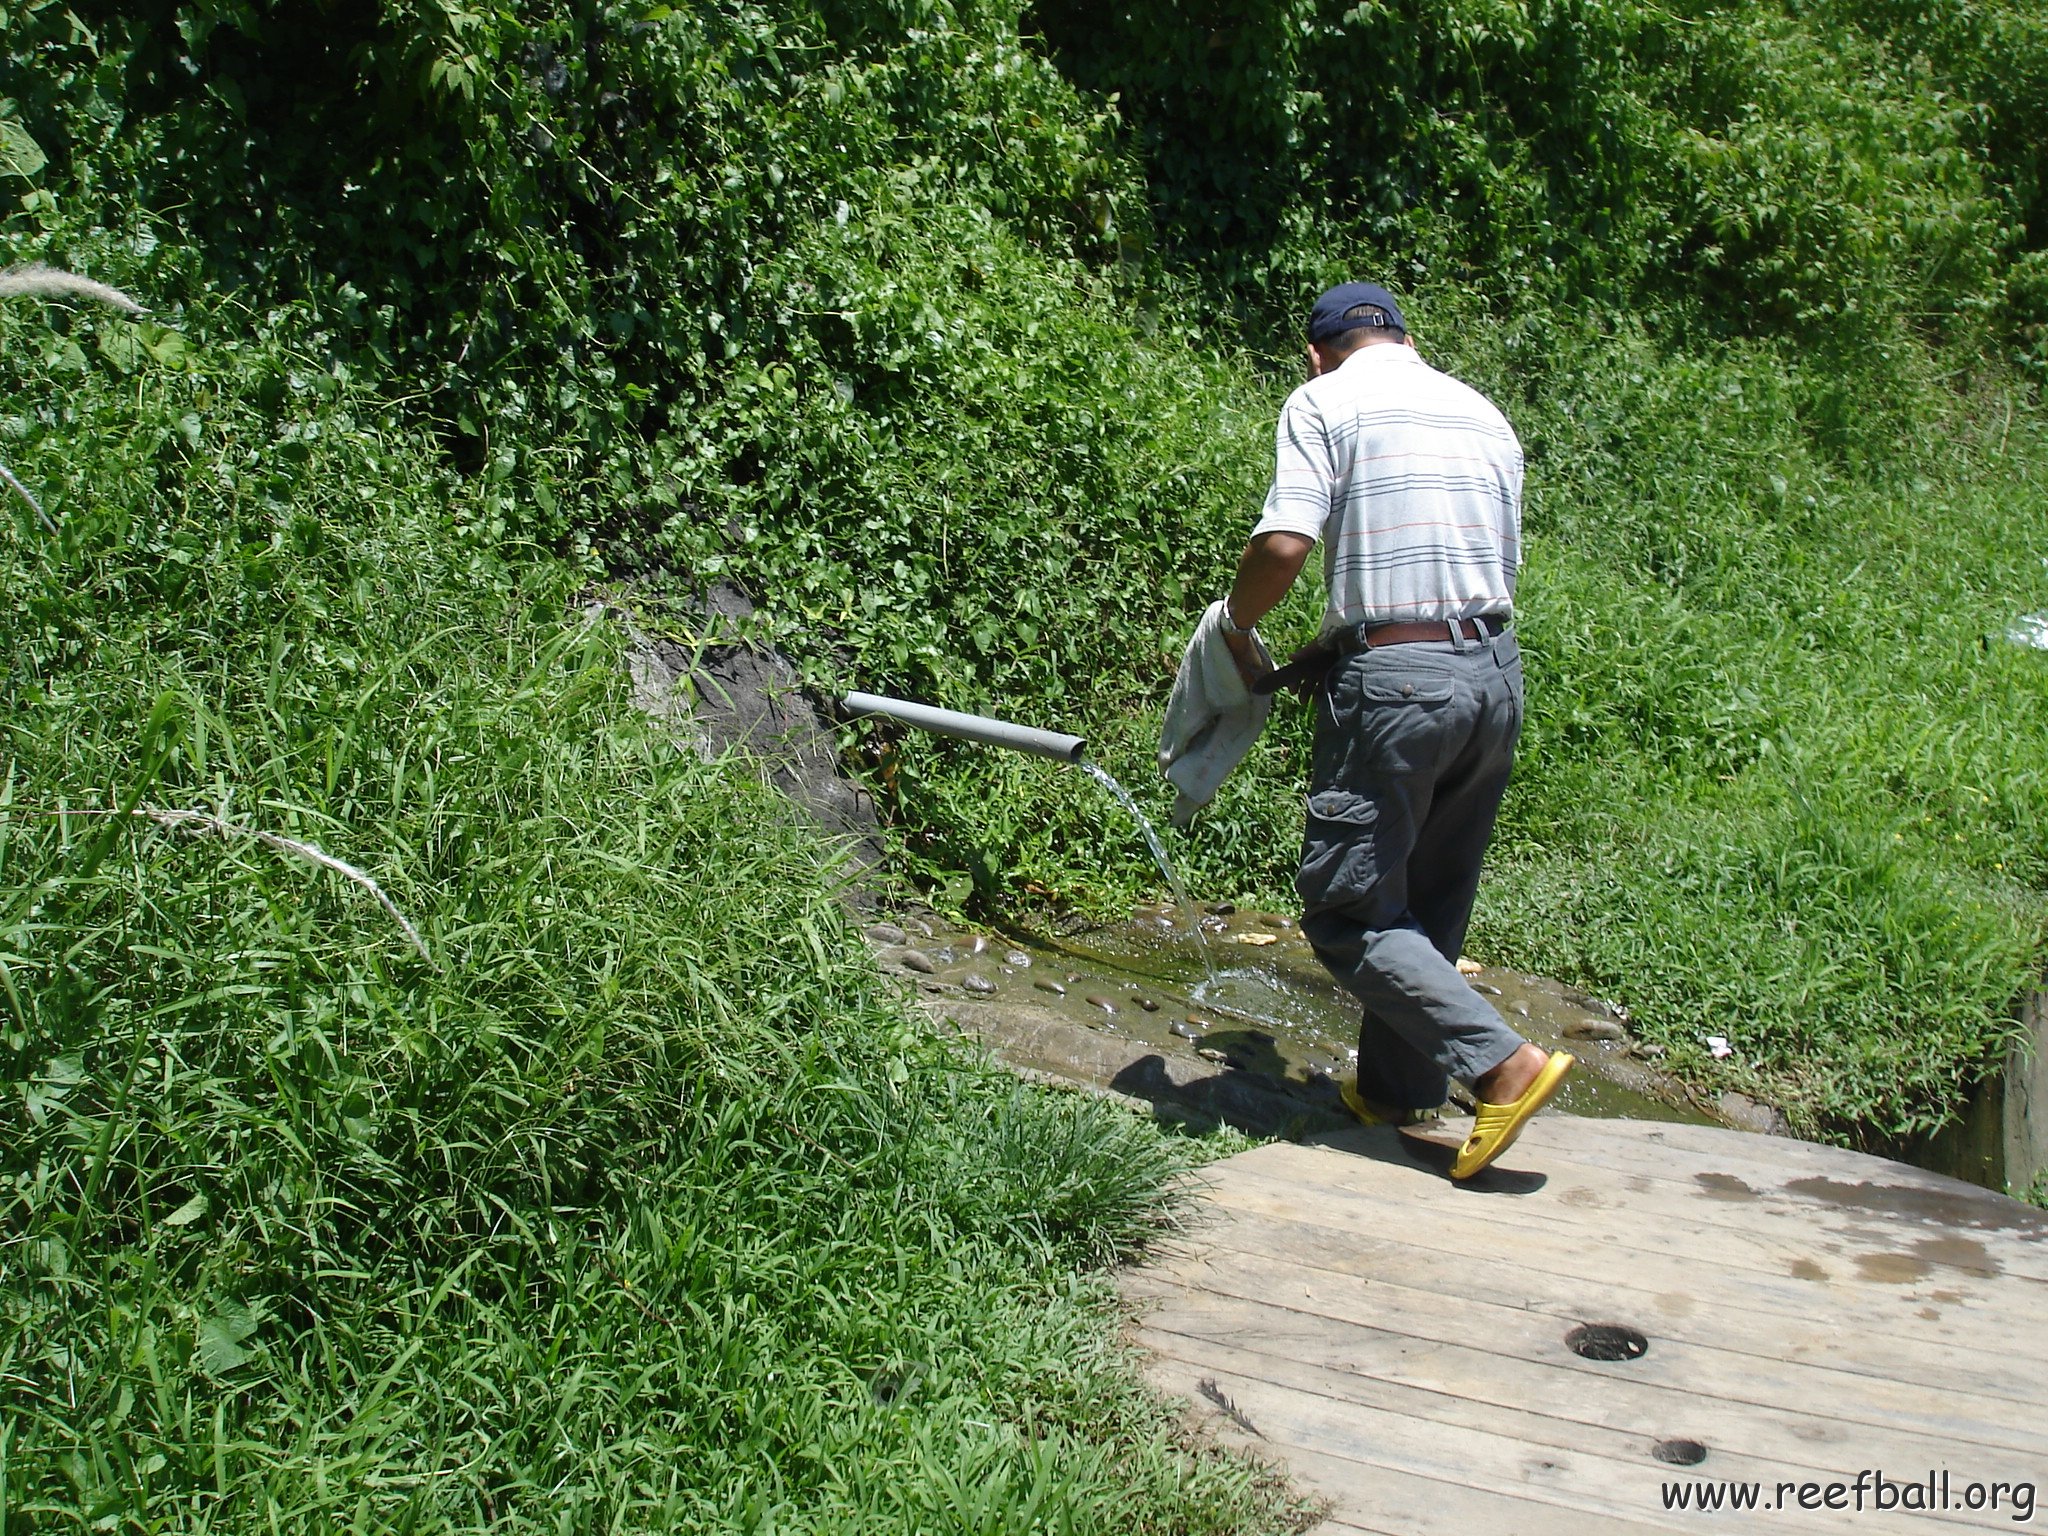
[866,903,1753,1140]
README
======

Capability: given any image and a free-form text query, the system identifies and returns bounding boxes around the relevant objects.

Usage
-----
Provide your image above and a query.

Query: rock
[880,947,936,975]
[963,973,997,995]
[1257,913,1294,930]
[1563,987,1624,1020]
[1033,979,1067,997]
[966,934,989,955]
[864,923,907,946]
[903,917,934,939]
[1473,982,1503,997]
[1197,1047,1229,1065]
[1564,1017,1627,1042]
[1004,950,1031,968]
[1135,996,1159,1012]
[1511,1002,1531,1018]
[1231,932,1278,947]
[1455,956,1483,976]
[1171,1021,1202,1040]
[1205,902,1236,916]
[1084,994,1118,1014]
[623,586,881,885]
[1717,1091,1793,1137]
[1185,1016,1212,1030]
[1632,1041,1667,1060]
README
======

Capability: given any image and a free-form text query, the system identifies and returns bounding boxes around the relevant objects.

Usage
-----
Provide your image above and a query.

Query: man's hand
[1222,625,1272,690]
[1222,531,1314,686]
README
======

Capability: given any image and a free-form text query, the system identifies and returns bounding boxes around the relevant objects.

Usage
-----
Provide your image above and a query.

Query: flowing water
[1081,761,1219,987]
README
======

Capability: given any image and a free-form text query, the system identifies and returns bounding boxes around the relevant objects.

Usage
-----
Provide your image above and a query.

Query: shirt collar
[1338,342,1421,369]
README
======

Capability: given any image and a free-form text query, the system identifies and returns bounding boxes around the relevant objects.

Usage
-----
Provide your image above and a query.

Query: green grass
[0,284,1295,1532]
[9,0,2045,1146]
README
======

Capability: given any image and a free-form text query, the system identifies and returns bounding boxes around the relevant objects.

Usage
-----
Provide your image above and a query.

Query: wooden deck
[1121,1117,2048,1534]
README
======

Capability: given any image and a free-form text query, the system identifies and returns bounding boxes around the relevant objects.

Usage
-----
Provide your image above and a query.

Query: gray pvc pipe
[841,691,1086,765]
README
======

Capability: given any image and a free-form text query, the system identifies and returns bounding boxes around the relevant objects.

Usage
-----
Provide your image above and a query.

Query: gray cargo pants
[1296,627,1527,1110]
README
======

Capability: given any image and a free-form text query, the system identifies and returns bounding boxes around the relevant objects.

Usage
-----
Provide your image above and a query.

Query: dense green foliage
[0,0,2042,1298]
[5,0,2047,1520]
[0,274,1284,1528]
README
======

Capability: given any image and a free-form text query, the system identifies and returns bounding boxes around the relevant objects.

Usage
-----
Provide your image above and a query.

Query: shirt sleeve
[1505,436,1525,578]
[1249,386,1333,544]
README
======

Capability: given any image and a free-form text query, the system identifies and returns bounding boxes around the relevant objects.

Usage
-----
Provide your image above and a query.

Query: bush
[0,274,1282,1531]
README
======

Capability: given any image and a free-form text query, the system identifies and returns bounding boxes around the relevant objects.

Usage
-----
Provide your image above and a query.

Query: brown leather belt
[1252,613,1512,697]
[1348,613,1508,650]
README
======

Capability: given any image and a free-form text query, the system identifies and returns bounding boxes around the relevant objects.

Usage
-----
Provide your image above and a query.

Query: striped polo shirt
[1249,342,1522,633]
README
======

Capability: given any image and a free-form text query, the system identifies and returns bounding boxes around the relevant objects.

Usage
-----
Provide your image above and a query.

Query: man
[1217,280,1571,1180]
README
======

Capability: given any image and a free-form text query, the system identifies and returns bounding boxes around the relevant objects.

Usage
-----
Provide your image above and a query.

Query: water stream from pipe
[1081,762,1219,988]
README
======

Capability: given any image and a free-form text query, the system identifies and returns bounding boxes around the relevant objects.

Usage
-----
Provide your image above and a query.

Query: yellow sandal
[1339,1079,1441,1129]
[1449,1050,1574,1180]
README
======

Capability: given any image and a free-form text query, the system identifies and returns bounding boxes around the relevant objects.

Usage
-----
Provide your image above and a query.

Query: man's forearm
[1225,531,1314,631]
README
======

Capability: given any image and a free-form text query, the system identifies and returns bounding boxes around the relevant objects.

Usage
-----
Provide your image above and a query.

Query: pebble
[1135,996,1159,1012]
[1184,1015,1212,1030]
[963,973,997,995]
[1004,950,1031,968]
[864,923,907,946]
[1171,1021,1202,1040]
[1197,1047,1229,1065]
[1033,979,1067,997]
[1455,955,1483,976]
[1205,902,1236,916]
[882,947,937,975]
[1632,1041,1667,1060]
[1256,913,1294,930]
[1511,1001,1531,1018]
[903,918,934,938]
[1473,982,1503,996]
[1084,994,1117,1014]
[1564,1017,1627,1042]
[966,934,990,955]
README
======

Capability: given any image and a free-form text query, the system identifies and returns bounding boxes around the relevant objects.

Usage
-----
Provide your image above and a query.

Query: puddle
[893,904,1714,1126]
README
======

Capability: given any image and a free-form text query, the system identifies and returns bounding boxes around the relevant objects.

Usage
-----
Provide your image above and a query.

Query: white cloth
[1158,601,1272,827]
[1250,342,1522,634]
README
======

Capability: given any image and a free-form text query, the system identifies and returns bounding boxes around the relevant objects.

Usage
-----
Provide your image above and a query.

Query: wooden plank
[1194,1164,2048,1390]
[1127,1125,2048,1534]
[1259,1128,2048,1282]
[1133,1293,2029,1494]
[1142,1332,2015,1534]
[1223,1144,2048,1310]
[1196,1182,2048,1377]
[1404,1139,2039,1283]
[1238,1443,1694,1536]
[1141,1350,1923,1534]
[1122,1242,2047,1454]
[1478,1121,2048,1245]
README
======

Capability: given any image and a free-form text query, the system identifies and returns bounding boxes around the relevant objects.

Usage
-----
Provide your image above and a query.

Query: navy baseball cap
[1308,281,1408,343]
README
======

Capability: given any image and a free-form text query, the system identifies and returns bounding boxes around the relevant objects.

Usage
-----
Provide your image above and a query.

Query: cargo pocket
[1356,674,1457,776]
[1307,788,1377,827]
[1360,678,1454,707]
[1297,788,1384,910]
